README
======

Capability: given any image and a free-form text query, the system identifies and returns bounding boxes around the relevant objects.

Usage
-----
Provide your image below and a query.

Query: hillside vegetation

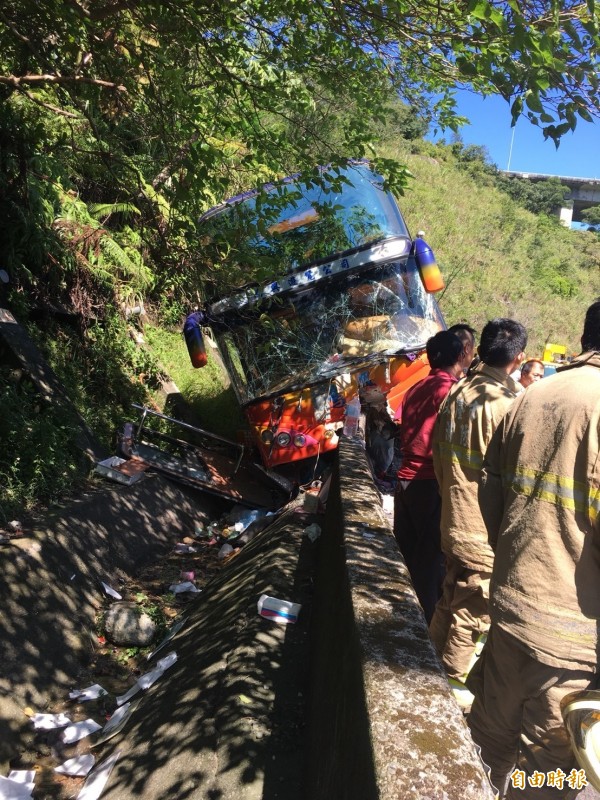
[390,140,600,356]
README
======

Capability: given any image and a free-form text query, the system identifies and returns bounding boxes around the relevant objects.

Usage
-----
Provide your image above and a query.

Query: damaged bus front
[184,162,446,469]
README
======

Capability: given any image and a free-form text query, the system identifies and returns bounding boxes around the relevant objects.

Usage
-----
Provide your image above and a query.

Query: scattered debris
[98,703,133,739]
[30,713,70,731]
[146,618,186,661]
[55,755,96,777]
[94,456,148,486]
[115,652,178,707]
[302,482,321,513]
[0,770,35,800]
[100,582,122,600]
[303,523,321,543]
[168,581,201,595]
[257,594,301,624]
[11,496,293,798]
[217,542,234,560]
[111,404,293,508]
[75,751,120,800]
[174,543,197,554]
[68,685,108,702]
[62,719,102,744]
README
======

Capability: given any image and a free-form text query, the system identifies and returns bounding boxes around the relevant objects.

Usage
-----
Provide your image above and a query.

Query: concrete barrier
[306,439,496,799]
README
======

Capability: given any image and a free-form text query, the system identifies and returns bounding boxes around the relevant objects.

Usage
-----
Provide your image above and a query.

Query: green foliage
[0,368,84,522]
[143,324,245,438]
[385,139,600,357]
[496,176,570,216]
[1,0,600,312]
[0,310,165,519]
[581,205,600,227]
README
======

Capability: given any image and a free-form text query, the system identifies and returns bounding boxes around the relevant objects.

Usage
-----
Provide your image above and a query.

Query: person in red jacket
[393,330,468,622]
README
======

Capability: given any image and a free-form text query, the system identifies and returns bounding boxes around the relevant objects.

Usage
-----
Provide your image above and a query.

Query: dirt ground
[2,486,268,799]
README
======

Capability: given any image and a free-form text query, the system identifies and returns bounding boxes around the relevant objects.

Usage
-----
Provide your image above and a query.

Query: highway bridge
[500,170,600,225]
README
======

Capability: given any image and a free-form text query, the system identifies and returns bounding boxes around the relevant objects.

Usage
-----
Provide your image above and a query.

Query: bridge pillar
[559,201,574,227]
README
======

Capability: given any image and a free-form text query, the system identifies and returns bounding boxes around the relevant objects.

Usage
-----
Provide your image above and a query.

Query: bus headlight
[276,432,292,447]
[261,429,274,446]
[293,434,307,447]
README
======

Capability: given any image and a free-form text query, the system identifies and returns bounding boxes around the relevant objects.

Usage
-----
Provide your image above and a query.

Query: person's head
[479,318,528,372]
[448,323,477,373]
[581,299,600,352]
[519,359,545,388]
[426,330,464,371]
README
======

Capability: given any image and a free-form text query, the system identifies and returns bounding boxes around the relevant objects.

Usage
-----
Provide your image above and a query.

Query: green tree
[496,176,570,216]
[1,0,600,306]
[581,205,600,228]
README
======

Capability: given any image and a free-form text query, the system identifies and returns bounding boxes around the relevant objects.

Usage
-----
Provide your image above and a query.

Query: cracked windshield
[215,264,443,403]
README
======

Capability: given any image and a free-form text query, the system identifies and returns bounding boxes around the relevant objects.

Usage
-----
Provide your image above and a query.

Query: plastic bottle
[343,395,361,438]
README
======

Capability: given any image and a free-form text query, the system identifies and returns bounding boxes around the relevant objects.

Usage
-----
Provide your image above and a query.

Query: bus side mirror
[413,236,445,293]
[183,311,208,368]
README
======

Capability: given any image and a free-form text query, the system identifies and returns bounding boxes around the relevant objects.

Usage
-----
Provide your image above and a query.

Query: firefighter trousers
[428,555,491,681]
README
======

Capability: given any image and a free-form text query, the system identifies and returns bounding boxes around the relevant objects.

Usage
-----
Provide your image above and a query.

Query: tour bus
[184,161,446,470]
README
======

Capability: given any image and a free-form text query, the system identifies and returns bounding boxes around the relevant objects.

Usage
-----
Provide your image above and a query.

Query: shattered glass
[213,259,444,403]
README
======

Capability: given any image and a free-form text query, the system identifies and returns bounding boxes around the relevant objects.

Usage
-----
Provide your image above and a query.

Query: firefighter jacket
[432,362,521,571]
[481,351,600,669]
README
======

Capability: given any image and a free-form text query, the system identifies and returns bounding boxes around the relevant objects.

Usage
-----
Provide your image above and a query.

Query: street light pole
[507,125,516,171]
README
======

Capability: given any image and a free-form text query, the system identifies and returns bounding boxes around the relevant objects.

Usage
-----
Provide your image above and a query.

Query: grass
[142,323,246,439]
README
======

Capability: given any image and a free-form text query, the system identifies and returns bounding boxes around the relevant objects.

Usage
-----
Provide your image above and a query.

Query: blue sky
[432,89,600,180]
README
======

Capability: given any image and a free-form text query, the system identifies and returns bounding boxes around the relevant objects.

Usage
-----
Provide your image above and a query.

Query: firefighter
[429,318,527,700]
[467,299,600,799]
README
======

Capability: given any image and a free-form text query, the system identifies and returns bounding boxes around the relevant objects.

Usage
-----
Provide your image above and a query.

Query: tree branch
[0,74,126,91]
[18,88,81,118]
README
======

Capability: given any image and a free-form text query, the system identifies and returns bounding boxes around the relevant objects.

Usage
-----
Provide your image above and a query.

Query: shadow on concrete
[101,501,315,800]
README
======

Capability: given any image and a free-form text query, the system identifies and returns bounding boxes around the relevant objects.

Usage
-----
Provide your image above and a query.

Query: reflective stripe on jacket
[481,351,600,668]
[432,362,521,571]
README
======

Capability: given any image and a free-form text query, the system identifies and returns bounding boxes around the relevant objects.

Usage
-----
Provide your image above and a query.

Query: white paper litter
[62,719,102,744]
[146,618,185,661]
[303,523,321,542]
[55,755,96,777]
[101,582,122,600]
[114,683,138,706]
[75,751,120,800]
[101,702,131,736]
[0,775,33,800]
[30,712,70,730]
[217,543,233,559]
[168,581,201,594]
[69,684,107,702]
[7,773,34,792]
[116,651,178,706]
